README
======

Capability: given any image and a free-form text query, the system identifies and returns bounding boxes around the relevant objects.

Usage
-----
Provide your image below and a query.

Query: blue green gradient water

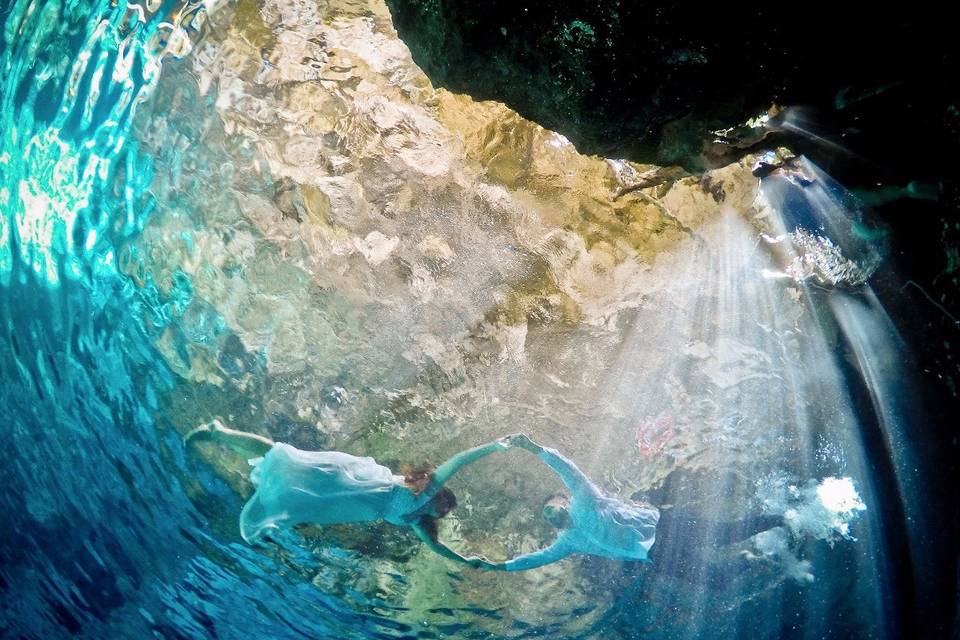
[0,0,948,638]
[0,1,401,637]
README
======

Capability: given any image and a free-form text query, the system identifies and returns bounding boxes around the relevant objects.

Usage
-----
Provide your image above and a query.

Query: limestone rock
[122,0,862,633]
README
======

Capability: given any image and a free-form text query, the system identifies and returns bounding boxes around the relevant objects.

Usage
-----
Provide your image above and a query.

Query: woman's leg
[651,510,782,563]
[709,514,783,546]
[186,419,275,458]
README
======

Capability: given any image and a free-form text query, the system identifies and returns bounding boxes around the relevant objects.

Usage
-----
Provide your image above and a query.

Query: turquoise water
[0,0,947,638]
[0,1,389,637]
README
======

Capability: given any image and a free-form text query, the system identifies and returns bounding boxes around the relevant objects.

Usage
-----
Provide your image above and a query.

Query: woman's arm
[506,434,599,500]
[485,537,573,571]
[410,521,496,569]
[185,419,275,458]
[421,438,511,499]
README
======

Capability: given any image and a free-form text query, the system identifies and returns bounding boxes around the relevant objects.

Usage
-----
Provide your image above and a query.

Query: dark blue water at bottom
[0,276,376,639]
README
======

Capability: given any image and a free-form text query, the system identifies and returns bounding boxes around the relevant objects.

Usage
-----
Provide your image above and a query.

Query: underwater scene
[0,0,957,638]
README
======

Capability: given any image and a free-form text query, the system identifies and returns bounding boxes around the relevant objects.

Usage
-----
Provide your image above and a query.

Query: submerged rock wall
[119,0,880,635]
[384,0,954,170]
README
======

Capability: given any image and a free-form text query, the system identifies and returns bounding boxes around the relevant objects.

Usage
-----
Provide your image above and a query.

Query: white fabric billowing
[240,443,414,543]
[566,493,660,561]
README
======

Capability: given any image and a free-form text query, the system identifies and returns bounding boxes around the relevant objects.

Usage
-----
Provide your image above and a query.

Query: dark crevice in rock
[384,1,955,173]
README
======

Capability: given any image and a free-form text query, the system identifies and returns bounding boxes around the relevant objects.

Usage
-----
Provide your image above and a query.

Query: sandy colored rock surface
[121,0,867,634]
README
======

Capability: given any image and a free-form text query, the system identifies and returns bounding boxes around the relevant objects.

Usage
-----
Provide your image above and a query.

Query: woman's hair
[418,515,440,541]
[404,468,458,520]
[411,488,457,542]
[404,469,433,493]
[431,487,457,517]
[543,493,572,529]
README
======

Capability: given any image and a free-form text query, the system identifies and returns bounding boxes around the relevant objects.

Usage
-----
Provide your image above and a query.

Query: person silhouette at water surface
[185,419,502,565]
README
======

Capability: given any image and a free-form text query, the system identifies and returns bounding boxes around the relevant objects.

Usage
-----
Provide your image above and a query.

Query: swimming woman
[466,434,661,571]
[455,435,789,575]
[458,435,781,572]
[185,420,508,566]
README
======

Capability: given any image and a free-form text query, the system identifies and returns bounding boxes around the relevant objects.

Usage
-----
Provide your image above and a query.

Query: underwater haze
[0,0,956,638]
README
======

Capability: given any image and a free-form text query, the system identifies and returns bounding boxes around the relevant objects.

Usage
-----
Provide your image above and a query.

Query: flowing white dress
[497,446,659,570]
[240,443,418,543]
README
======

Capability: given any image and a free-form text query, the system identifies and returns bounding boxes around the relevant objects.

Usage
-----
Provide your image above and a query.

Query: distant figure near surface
[185,420,508,566]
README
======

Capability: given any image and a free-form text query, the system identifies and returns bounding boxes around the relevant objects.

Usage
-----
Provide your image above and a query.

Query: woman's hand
[184,419,226,445]
[466,555,498,569]
[498,433,540,452]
